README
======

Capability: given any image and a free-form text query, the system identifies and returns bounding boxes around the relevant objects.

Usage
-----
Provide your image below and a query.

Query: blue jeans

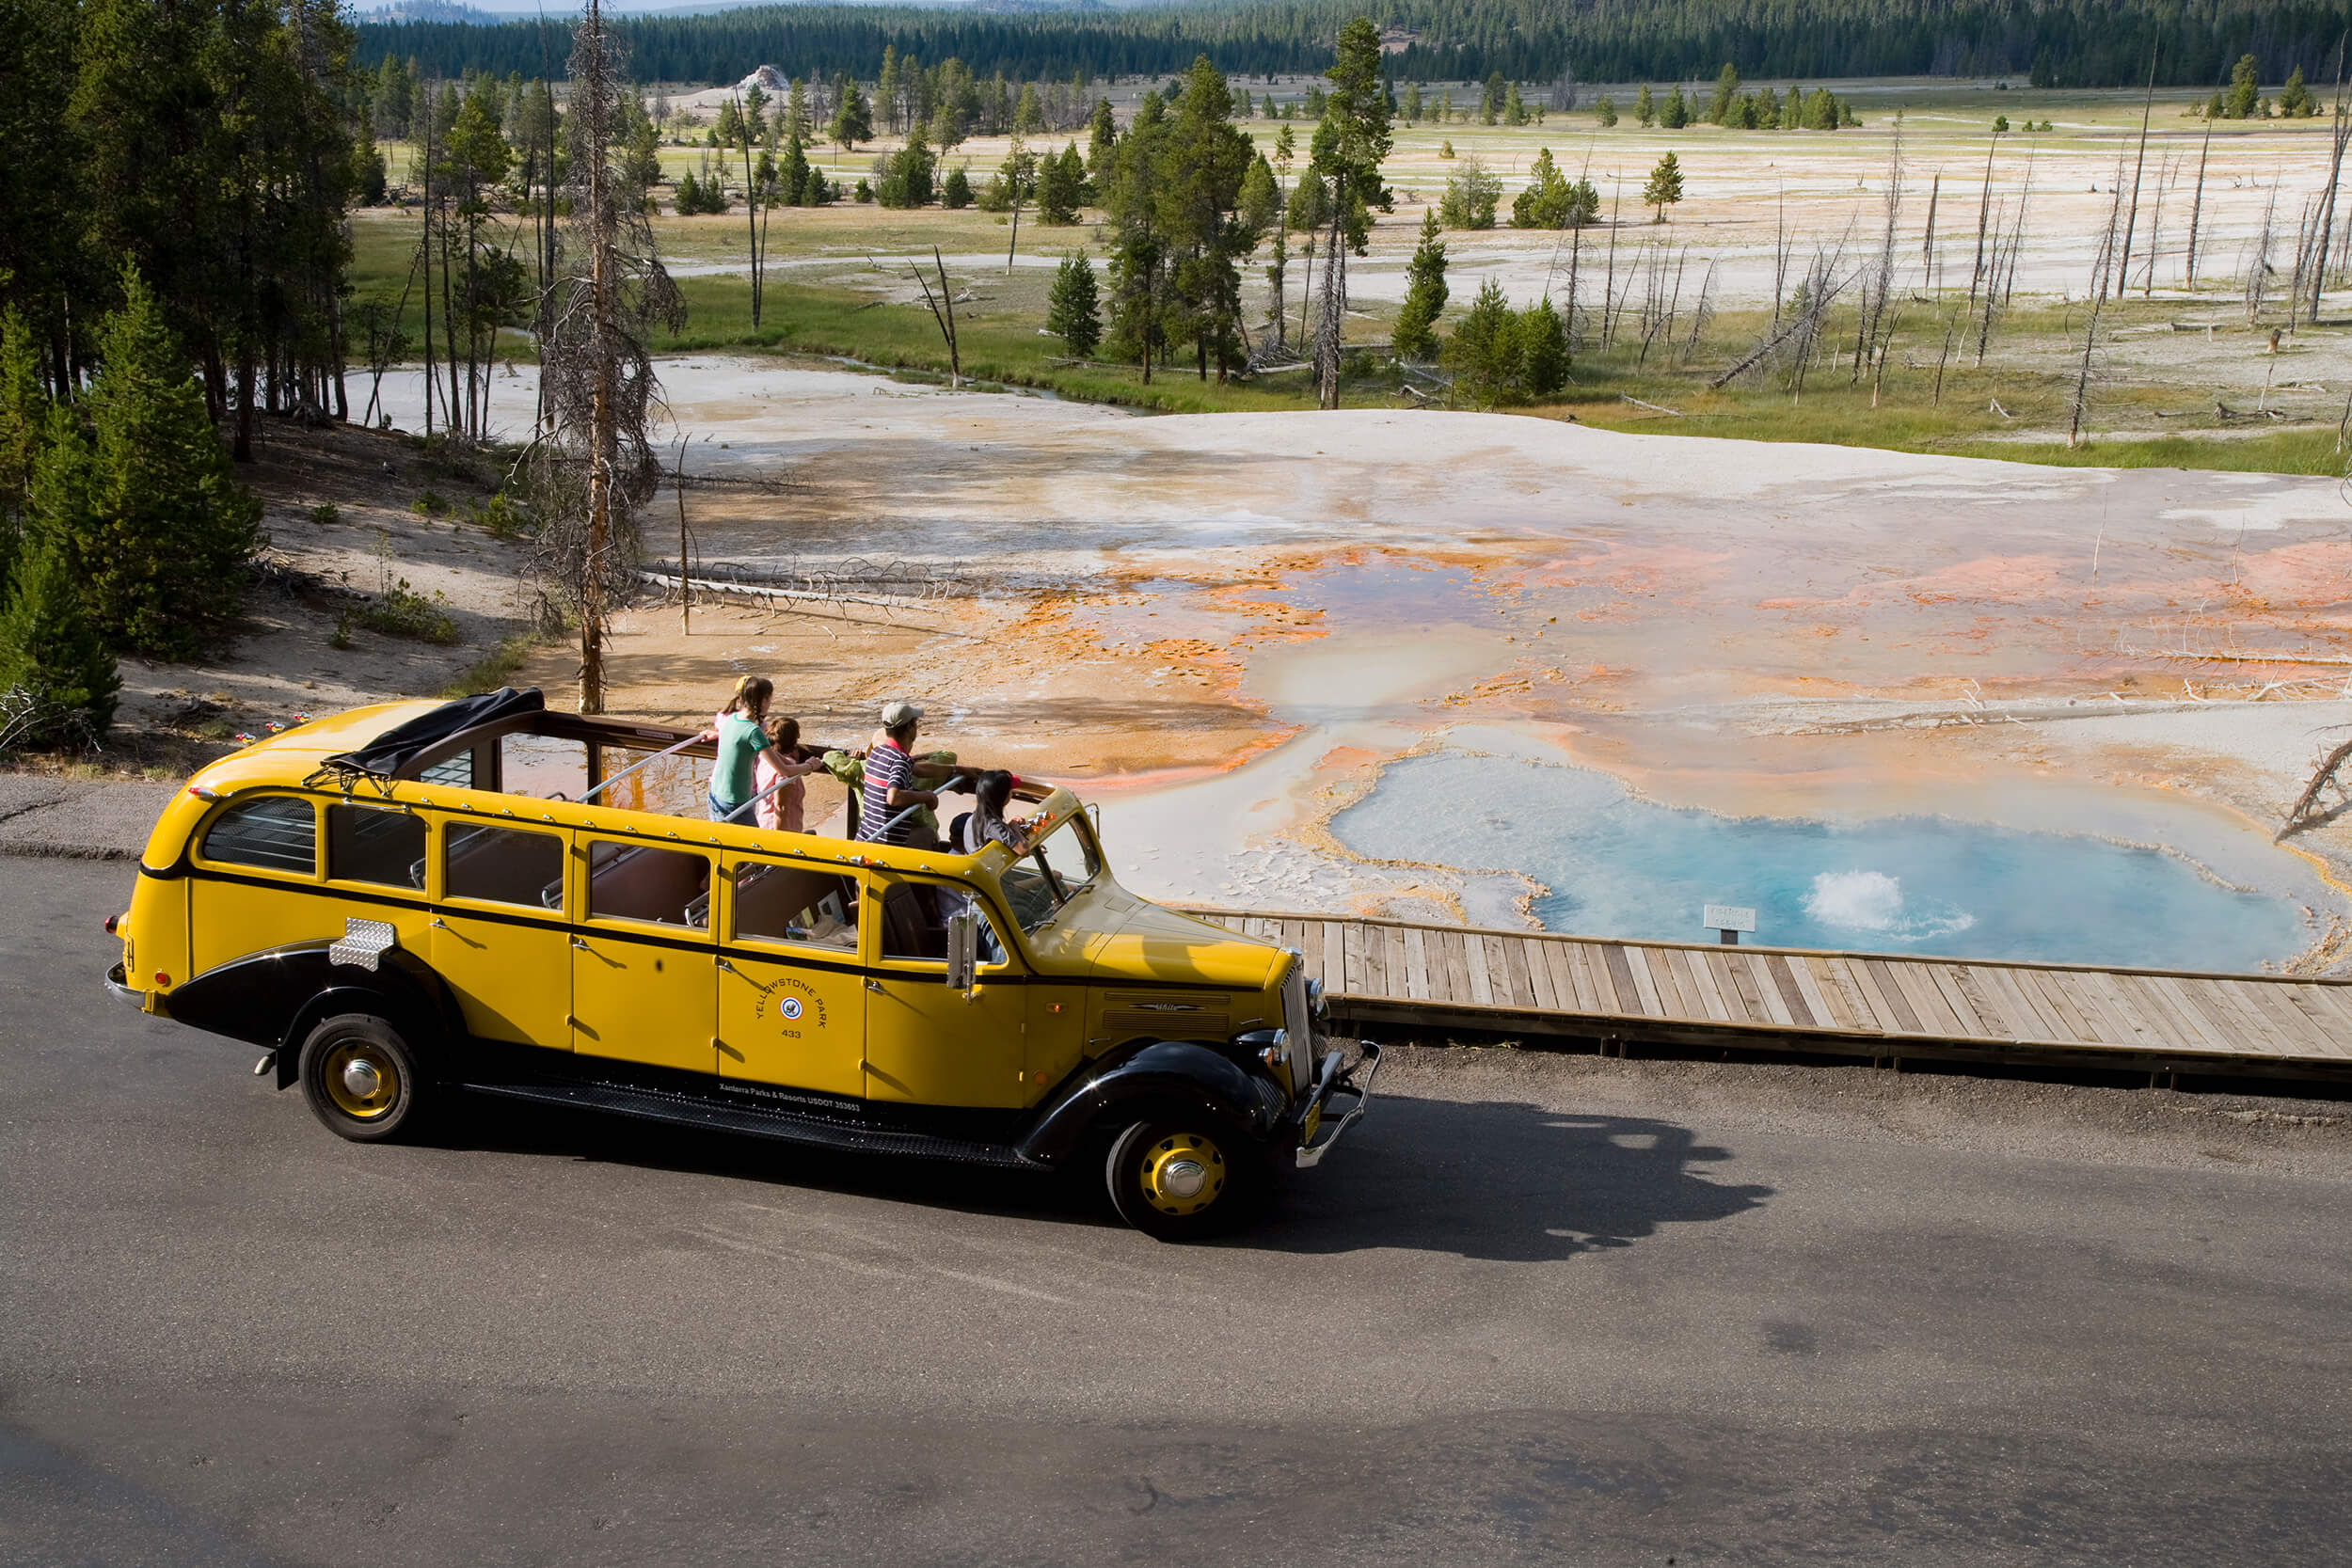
[709,792,739,822]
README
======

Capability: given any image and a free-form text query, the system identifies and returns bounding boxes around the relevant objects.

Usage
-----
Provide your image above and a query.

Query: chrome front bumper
[1294,1041,1381,1169]
[103,962,145,1012]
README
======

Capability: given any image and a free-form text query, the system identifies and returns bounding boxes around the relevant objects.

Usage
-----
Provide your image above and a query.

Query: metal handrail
[579,735,702,804]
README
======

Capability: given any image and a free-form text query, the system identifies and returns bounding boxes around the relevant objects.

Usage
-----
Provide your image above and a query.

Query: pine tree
[78,267,261,660]
[1310,18,1395,407]
[1037,141,1083,223]
[941,164,973,209]
[0,308,43,583]
[1707,63,1740,124]
[831,82,874,150]
[1518,297,1569,395]
[1596,96,1618,127]
[1445,279,1521,404]
[1644,151,1685,221]
[0,525,119,752]
[2280,67,2315,117]
[1392,209,1448,361]
[1636,85,1656,126]
[1661,85,1691,129]
[1047,250,1102,357]
[781,128,811,206]
[1,405,117,750]
[1402,83,1422,124]
[2225,55,2261,120]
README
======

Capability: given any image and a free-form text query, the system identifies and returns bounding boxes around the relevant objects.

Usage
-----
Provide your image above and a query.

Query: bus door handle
[865,976,883,992]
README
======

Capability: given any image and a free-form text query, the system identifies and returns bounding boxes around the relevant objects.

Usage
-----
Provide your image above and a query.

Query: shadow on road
[1248,1095,1773,1261]
[434,1088,1767,1258]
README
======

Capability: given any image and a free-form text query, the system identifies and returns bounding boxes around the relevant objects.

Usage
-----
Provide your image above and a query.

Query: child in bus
[950,769,1032,855]
[751,714,818,832]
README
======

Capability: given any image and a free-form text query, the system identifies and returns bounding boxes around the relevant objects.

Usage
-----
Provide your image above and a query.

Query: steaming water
[1332,752,2312,973]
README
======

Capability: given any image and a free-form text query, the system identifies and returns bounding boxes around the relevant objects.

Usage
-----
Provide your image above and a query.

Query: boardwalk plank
[2182,979,2280,1056]
[1362,924,1395,999]
[1788,958,1844,1029]
[1890,963,1963,1037]
[1611,944,1662,1016]
[2153,976,2249,1056]
[1526,939,1561,1011]
[1920,964,1991,1037]
[1769,955,1821,1028]
[1968,966,2049,1041]
[1502,939,1537,1010]
[1641,947,1690,1019]
[1857,959,1923,1034]
[1545,942,1586,1014]
[2089,973,2181,1052]
[1438,931,1471,1006]
[1465,933,1496,1007]
[2283,984,2352,1052]
[2290,982,2352,1039]
[1797,958,1853,1029]
[1677,949,1735,1022]
[2123,974,2219,1053]
[1651,947,1702,1020]
[2060,970,2146,1048]
[1573,942,1616,1012]
[2233,979,2343,1059]
[1820,958,1884,1032]
[1403,926,1432,1001]
[1718,952,1774,1024]
[2012,967,2097,1044]
[1947,968,2015,1039]
[1321,921,1344,995]
[2172,975,2259,1055]
[1748,955,1799,1027]
[1382,925,1408,1001]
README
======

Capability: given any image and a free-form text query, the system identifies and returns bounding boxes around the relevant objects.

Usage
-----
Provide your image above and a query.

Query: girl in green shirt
[704,675,819,822]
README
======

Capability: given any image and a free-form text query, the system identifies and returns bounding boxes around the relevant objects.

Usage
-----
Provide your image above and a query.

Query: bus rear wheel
[298,1014,425,1143]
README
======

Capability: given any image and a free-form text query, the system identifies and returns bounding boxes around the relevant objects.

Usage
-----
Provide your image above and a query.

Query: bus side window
[446,823,564,907]
[326,804,428,888]
[734,863,860,951]
[200,797,317,875]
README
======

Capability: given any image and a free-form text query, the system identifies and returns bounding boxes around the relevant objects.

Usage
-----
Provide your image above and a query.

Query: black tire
[1104,1115,1265,1242]
[298,1014,426,1143]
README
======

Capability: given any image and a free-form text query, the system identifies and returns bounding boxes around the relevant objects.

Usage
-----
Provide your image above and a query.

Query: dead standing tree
[529,0,687,714]
[2069,158,2132,448]
[2312,37,2352,318]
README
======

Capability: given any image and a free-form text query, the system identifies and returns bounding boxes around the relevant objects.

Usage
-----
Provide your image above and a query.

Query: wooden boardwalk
[1183,907,2352,1083]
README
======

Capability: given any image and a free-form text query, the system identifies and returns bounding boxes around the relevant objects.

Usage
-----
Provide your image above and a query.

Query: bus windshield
[999,815,1103,932]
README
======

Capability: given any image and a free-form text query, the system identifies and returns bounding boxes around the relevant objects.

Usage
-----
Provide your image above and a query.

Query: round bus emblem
[779,997,803,1022]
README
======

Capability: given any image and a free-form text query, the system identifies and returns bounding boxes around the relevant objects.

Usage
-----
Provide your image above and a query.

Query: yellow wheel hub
[1139,1132,1225,1217]
[324,1041,401,1119]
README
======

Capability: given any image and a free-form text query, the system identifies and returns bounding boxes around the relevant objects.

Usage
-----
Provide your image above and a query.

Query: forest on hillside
[358,0,2352,91]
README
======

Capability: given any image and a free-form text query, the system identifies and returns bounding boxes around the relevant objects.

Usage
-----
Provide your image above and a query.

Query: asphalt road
[7,856,2352,1566]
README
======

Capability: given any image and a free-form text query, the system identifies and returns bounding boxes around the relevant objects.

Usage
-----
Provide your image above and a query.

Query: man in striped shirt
[856,700,967,846]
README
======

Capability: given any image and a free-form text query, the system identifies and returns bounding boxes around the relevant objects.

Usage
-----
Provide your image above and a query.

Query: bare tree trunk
[1314,201,1346,408]
[1922,171,1939,288]
[739,97,763,328]
[2112,47,2159,300]
[1966,135,1996,311]
[2249,184,2279,325]
[580,10,616,715]
[2185,114,2214,291]
[2312,35,2352,318]
[1603,181,1622,346]
[2070,168,2129,448]
[421,96,437,438]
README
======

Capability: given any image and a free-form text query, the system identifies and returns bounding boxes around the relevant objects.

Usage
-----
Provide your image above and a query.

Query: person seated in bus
[855,700,973,847]
[949,769,1033,855]
[703,676,820,824]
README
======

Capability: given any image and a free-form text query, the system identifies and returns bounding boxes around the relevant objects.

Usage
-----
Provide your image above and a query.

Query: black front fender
[1016,1040,1284,1166]
[162,941,462,1087]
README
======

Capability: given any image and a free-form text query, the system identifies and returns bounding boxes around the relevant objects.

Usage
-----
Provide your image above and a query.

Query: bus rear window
[199,797,316,875]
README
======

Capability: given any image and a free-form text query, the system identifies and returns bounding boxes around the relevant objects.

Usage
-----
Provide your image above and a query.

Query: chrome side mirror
[945,908,978,990]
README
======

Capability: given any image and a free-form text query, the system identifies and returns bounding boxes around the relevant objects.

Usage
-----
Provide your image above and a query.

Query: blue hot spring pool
[1330,752,2313,973]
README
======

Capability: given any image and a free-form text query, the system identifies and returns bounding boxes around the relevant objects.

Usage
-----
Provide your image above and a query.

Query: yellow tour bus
[102,689,1377,1239]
